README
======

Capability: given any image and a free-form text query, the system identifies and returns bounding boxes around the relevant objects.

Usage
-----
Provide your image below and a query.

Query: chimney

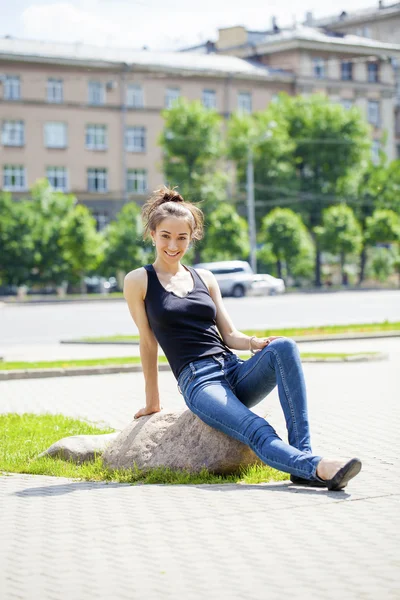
[305,11,313,25]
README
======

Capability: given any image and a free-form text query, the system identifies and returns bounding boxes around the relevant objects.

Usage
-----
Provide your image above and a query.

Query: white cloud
[21,3,121,45]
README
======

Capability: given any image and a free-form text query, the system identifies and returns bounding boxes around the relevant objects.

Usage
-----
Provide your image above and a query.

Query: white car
[193,260,285,297]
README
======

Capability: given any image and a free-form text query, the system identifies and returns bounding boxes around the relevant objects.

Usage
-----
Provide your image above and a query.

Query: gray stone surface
[0,338,399,600]
[103,410,262,474]
[38,432,120,464]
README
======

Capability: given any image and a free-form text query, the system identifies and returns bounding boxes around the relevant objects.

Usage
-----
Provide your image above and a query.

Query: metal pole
[246,147,257,274]
[121,65,128,204]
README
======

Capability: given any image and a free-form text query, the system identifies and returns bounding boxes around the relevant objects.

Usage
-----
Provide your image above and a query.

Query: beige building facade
[0,40,293,227]
[1,27,399,227]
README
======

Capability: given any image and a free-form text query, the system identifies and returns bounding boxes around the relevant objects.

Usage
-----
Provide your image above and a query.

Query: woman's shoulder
[190,267,215,291]
[124,266,148,299]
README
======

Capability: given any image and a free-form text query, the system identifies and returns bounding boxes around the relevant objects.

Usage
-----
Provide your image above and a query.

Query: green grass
[0,352,379,371]
[0,413,287,485]
[77,320,400,344]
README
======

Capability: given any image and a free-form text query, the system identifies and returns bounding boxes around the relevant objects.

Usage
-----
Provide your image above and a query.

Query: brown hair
[142,186,204,241]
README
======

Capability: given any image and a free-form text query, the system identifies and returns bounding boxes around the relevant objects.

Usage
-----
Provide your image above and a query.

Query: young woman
[124,187,362,491]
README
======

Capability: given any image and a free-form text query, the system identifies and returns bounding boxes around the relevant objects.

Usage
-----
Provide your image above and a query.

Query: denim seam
[234,346,300,449]
[272,349,300,450]
[188,401,314,476]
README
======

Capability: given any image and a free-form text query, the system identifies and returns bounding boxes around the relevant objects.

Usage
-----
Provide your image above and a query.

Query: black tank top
[143,264,232,379]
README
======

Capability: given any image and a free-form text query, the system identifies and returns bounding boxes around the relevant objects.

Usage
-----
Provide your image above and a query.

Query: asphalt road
[1,289,399,345]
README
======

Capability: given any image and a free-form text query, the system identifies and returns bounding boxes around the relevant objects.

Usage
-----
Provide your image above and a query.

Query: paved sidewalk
[1,348,399,599]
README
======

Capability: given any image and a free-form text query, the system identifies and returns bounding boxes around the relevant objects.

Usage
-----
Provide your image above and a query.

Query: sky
[0,0,381,51]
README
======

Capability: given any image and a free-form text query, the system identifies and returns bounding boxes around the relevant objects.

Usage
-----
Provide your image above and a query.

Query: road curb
[60,331,400,345]
[0,353,388,381]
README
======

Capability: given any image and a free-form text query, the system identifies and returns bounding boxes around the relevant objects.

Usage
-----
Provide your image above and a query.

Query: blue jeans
[177,337,323,480]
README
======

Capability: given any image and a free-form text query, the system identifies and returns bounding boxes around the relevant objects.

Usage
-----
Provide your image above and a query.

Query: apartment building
[212,23,400,162]
[305,1,400,158]
[0,38,293,227]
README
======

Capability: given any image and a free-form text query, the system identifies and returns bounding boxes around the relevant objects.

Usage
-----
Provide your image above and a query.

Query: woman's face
[151,217,191,262]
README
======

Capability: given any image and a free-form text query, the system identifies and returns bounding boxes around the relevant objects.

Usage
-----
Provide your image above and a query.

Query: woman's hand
[250,336,281,354]
[134,406,162,420]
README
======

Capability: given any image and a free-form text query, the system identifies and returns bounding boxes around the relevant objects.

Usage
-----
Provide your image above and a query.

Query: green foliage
[365,209,400,245]
[0,192,36,286]
[101,202,146,275]
[159,98,227,212]
[200,204,250,262]
[260,208,314,280]
[367,247,396,282]
[60,205,103,284]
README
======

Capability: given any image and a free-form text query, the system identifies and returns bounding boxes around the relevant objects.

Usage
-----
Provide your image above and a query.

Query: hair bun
[163,191,183,203]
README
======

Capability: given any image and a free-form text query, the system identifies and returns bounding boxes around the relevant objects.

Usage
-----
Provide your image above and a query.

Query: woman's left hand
[250,336,281,353]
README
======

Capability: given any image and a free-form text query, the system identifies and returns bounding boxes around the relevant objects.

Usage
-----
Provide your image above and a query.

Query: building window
[92,211,109,231]
[44,122,67,148]
[47,78,63,103]
[371,140,380,164]
[2,120,24,146]
[127,169,148,194]
[165,87,180,109]
[4,76,21,100]
[313,58,325,79]
[202,89,217,109]
[3,165,26,190]
[237,92,252,113]
[125,126,146,152]
[87,168,108,193]
[86,124,107,150]
[46,167,68,192]
[367,100,380,126]
[340,99,353,110]
[363,26,371,38]
[367,62,379,83]
[341,61,353,81]
[126,84,144,108]
[88,81,105,105]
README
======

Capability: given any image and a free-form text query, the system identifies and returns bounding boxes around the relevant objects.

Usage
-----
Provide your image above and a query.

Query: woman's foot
[317,457,362,491]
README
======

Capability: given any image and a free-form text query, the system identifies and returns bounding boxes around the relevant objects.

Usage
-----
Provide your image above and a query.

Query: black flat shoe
[290,475,326,488]
[325,458,362,491]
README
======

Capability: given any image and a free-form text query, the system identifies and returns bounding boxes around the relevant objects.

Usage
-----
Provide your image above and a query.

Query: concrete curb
[60,331,400,345]
[0,353,388,381]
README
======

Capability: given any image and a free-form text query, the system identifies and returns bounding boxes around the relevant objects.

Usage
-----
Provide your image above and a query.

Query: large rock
[38,432,120,464]
[103,409,262,475]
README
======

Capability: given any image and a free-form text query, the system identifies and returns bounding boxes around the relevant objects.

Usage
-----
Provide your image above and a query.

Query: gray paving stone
[0,341,399,600]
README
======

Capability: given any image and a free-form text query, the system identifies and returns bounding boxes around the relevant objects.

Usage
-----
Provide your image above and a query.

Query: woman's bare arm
[196,269,279,353]
[123,268,161,417]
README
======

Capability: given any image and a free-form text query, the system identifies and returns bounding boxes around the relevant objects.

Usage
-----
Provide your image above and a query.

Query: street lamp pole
[246,147,257,274]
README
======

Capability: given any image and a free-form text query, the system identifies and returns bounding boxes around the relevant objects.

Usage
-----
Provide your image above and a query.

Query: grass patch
[76,320,400,344]
[0,413,286,485]
[0,352,379,371]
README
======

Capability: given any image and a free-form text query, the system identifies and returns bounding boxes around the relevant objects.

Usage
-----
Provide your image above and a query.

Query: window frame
[2,120,25,146]
[165,87,181,109]
[88,81,105,106]
[341,61,353,81]
[87,168,108,193]
[4,75,21,100]
[202,89,217,109]
[44,122,68,148]
[126,84,144,108]
[312,58,325,79]
[85,124,108,150]
[3,165,26,191]
[125,126,146,152]
[47,78,64,103]
[126,168,148,194]
[367,62,379,84]
[237,91,252,114]
[367,100,380,127]
[46,166,69,192]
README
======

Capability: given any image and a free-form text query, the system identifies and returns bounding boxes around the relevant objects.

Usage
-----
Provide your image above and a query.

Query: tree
[316,204,362,285]
[259,208,313,280]
[60,205,103,285]
[101,202,146,276]
[365,209,400,246]
[159,98,227,213]
[276,93,370,286]
[199,204,249,262]
[0,192,36,286]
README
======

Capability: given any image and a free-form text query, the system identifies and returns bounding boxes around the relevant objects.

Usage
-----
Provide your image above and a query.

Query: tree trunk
[340,252,347,285]
[315,245,322,287]
[358,244,367,285]
[276,259,282,280]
